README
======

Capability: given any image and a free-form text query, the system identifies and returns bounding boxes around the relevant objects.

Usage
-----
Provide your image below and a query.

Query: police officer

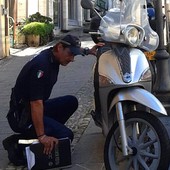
[5,34,103,157]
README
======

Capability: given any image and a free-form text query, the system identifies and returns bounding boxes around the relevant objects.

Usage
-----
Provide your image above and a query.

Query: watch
[83,47,90,55]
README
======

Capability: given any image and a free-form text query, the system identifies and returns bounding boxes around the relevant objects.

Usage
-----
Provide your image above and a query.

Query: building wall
[0,0,8,58]
[17,0,84,32]
[77,0,83,26]
[48,0,54,20]
[17,0,27,22]
[0,0,4,58]
[17,0,48,22]
[39,0,47,16]
[61,0,68,30]
[61,0,83,31]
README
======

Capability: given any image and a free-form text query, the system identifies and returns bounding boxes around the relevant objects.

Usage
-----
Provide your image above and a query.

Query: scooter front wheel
[104,111,170,170]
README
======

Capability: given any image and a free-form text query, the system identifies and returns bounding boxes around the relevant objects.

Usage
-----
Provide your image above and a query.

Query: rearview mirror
[81,0,106,27]
[81,0,94,10]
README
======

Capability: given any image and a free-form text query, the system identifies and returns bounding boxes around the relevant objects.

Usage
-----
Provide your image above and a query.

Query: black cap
[60,35,81,56]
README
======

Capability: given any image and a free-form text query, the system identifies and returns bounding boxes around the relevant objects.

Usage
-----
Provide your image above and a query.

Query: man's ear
[58,43,62,46]
[58,43,63,50]
[54,43,63,52]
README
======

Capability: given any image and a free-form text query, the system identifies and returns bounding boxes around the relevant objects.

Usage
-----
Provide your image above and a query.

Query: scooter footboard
[109,87,167,115]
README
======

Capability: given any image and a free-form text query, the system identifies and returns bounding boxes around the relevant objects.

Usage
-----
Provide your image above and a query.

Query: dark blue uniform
[15,48,59,101]
[14,47,59,102]
[12,47,78,141]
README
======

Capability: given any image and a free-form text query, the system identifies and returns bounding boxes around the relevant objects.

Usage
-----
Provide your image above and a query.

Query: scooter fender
[109,87,167,115]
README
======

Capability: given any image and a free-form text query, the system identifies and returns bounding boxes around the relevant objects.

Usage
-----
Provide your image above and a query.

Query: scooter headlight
[139,68,152,81]
[127,27,139,45]
[124,27,139,47]
[122,25,145,47]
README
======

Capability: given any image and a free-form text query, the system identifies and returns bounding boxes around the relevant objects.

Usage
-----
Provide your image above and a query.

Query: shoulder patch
[37,70,44,78]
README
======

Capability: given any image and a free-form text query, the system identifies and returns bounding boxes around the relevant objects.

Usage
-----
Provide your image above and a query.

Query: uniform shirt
[14,47,60,103]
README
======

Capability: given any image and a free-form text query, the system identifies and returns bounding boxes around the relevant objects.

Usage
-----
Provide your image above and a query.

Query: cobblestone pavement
[66,77,94,150]
[0,29,97,169]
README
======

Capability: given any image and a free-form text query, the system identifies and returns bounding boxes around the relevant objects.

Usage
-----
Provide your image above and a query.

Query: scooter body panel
[109,87,167,115]
[99,86,167,136]
[97,47,167,136]
[98,48,150,85]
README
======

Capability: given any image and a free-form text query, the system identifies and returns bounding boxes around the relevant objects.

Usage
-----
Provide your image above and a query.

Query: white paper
[25,141,39,170]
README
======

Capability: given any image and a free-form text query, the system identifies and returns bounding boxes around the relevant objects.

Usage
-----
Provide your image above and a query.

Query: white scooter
[81,0,170,169]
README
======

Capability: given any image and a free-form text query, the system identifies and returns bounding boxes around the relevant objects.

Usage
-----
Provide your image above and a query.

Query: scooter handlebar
[83,29,100,35]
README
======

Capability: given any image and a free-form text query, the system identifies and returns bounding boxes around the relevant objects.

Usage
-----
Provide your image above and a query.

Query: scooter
[81,0,170,169]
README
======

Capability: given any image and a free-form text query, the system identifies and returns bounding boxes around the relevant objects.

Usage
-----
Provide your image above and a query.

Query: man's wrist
[83,47,90,55]
[38,134,46,141]
[37,134,45,138]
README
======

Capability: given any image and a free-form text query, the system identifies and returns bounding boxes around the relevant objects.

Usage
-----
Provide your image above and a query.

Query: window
[27,0,38,16]
[68,0,76,20]
[53,0,61,27]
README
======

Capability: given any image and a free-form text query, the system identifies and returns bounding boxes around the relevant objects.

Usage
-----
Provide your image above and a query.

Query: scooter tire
[104,111,170,170]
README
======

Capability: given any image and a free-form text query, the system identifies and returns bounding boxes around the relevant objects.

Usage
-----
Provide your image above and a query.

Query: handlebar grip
[83,29,99,35]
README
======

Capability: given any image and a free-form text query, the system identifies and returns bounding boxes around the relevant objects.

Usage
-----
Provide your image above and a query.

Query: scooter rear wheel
[104,111,170,170]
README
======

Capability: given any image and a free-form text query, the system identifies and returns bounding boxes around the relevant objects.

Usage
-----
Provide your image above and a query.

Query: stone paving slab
[67,120,105,170]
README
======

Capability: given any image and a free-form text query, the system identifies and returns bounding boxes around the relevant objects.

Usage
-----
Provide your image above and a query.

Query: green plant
[25,12,52,24]
[21,22,44,36]
[21,22,54,45]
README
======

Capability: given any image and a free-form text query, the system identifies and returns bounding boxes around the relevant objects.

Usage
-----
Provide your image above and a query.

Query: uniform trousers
[28,95,78,141]
[43,95,78,141]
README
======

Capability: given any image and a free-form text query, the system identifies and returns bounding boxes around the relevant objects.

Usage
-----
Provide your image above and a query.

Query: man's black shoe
[90,110,102,127]
[2,134,27,166]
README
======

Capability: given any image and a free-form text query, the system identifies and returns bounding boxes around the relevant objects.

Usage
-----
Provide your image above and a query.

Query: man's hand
[30,100,58,155]
[89,42,105,56]
[38,135,58,155]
